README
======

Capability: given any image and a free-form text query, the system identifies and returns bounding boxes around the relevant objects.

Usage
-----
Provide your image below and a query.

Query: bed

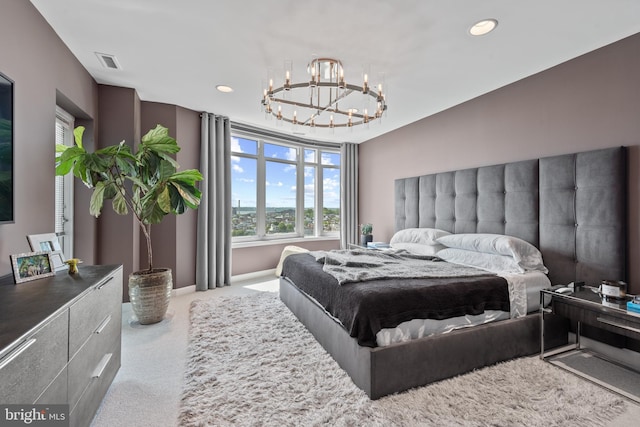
[280,147,627,399]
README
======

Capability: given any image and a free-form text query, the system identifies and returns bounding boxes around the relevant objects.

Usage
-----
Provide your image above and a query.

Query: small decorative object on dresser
[64,258,82,274]
[55,125,203,324]
[360,223,373,247]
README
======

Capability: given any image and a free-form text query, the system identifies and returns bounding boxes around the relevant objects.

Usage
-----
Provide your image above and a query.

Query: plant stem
[109,152,154,272]
[140,222,153,272]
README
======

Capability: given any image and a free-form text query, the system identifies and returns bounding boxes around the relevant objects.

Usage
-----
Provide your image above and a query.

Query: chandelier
[260,58,387,129]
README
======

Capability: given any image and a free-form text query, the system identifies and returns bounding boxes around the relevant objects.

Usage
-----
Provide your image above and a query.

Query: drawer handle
[92,353,113,379]
[95,315,112,335]
[97,276,114,290]
[596,316,640,334]
[0,338,37,370]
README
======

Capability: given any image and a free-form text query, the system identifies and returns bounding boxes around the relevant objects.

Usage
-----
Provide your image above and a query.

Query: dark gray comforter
[281,253,510,347]
[310,249,491,285]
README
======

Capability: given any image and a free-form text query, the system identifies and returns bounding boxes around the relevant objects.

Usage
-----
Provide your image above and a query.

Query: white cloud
[230,137,243,153]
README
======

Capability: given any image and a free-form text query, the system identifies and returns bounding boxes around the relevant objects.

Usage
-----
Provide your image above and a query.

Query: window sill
[232,236,339,249]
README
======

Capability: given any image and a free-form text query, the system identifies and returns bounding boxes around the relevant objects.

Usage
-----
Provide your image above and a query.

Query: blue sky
[231,137,340,209]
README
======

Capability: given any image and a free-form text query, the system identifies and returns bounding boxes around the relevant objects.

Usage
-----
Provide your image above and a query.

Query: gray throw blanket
[310,249,491,285]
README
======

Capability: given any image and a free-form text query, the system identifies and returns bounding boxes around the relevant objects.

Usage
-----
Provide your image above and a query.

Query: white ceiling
[30,0,640,144]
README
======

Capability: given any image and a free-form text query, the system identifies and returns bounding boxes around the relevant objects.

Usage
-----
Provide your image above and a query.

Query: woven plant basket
[128,268,173,325]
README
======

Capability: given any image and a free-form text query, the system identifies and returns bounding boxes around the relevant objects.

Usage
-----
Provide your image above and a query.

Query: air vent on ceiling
[95,52,122,70]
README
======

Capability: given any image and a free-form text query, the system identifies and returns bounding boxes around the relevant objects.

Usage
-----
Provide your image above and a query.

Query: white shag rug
[179,292,626,427]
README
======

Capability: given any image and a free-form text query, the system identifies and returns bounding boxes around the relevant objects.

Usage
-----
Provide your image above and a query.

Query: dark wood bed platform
[280,147,626,399]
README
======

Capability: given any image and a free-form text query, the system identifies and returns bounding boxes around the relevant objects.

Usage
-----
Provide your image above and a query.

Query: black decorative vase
[361,234,373,247]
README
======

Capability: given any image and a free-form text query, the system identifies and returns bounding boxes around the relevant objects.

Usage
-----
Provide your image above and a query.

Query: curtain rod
[229,120,345,149]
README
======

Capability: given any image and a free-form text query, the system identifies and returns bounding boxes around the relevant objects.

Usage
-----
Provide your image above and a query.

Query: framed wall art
[10,251,55,284]
[0,71,14,224]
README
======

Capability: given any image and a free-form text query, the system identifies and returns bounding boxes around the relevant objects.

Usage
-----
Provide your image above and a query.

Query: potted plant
[360,223,373,247]
[55,124,203,324]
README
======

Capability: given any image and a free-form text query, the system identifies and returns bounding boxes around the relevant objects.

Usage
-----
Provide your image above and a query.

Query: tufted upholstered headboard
[394,147,626,286]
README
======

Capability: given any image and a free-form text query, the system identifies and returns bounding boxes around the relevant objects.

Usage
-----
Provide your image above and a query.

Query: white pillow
[390,228,450,256]
[436,233,548,273]
[390,228,451,246]
[391,242,443,256]
[437,248,525,274]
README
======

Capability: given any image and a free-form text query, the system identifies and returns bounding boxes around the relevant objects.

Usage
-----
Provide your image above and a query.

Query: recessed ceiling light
[348,108,359,114]
[216,85,234,93]
[469,19,498,36]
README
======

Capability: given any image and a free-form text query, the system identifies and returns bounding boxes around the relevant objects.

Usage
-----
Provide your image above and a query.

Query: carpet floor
[179,292,627,427]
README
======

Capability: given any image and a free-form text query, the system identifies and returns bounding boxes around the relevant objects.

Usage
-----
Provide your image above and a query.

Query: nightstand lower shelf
[540,288,640,403]
[545,349,640,403]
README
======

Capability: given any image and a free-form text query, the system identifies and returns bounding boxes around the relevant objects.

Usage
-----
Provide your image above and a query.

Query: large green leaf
[103,181,118,199]
[73,126,85,149]
[112,190,128,215]
[84,153,110,173]
[168,169,204,186]
[55,146,85,176]
[141,125,180,154]
[157,186,171,213]
[156,151,179,169]
[158,159,176,181]
[55,159,75,176]
[144,202,167,225]
[89,181,106,217]
[169,181,201,210]
[141,124,169,142]
[168,185,186,214]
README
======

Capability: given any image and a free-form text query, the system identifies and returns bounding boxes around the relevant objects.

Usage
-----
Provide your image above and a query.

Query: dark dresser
[0,264,122,427]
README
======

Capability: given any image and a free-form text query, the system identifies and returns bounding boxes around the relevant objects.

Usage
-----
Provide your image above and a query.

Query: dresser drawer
[69,269,122,357]
[0,310,68,404]
[35,366,68,404]
[70,341,121,427]
[68,308,121,408]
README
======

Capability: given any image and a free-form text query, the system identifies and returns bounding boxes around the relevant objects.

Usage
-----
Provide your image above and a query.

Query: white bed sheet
[375,271,550,347]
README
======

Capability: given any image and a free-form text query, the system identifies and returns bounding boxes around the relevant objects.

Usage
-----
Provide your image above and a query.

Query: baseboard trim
[170,269,277,296]
[231,269,277,283]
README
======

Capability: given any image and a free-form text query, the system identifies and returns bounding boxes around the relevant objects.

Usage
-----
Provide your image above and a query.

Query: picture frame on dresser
[10,251,55,284]
[27,232,66,272]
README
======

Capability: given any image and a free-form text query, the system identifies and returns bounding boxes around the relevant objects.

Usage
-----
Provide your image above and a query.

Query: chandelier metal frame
[261,58,387,129]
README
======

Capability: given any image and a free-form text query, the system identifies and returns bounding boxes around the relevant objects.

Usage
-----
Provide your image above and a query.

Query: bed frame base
[280,277,565,399]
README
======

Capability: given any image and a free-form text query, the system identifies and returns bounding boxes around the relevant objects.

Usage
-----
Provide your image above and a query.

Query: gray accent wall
[359,31,640,293]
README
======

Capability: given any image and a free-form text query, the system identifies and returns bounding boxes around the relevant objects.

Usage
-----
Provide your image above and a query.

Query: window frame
[231,130,340,245]
[55,106,74,259]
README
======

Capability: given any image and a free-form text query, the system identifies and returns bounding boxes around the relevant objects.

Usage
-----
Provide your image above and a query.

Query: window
[55,107,74,258]
[231,133,340,242]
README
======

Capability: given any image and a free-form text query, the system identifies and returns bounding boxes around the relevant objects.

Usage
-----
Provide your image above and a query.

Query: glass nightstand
[540,286,640,403]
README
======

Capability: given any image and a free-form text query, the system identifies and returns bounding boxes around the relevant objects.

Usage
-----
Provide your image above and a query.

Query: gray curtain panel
[196,113,232,290]
[340,142,358,248]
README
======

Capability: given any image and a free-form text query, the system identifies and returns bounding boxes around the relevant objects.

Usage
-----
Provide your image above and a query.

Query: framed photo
[27,233,66,272]
[10,251,56,284]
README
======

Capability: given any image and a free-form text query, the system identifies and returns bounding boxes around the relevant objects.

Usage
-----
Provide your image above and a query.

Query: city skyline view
[231,136,341,210]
